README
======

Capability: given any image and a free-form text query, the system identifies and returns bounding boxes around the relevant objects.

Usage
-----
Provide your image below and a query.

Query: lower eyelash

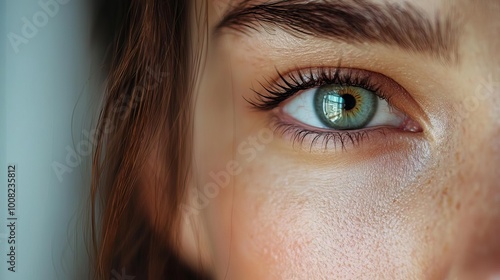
[270,115,389,152]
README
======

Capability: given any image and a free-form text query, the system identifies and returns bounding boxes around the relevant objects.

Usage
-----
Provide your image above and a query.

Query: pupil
[342,94,356,110]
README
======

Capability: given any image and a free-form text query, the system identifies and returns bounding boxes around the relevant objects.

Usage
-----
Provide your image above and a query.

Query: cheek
[202,145,433,279]
[206,167,419,279]
[436,117,500,278]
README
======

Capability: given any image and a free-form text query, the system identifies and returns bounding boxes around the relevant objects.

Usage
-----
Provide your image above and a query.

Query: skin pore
[142,0,500,279]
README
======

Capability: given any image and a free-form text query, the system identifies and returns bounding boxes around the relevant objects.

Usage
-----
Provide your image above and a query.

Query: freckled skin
[153,0,500,279]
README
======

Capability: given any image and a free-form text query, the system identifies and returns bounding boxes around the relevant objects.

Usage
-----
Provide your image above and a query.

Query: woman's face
[182,0,500,278]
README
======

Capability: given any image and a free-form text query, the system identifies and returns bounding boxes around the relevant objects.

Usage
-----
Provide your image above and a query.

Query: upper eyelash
[247,67,389,110]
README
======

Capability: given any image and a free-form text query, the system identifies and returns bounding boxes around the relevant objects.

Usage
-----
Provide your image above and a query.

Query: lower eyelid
[269,113,377,151]
[270,108,422,152]
[281,126,373,152]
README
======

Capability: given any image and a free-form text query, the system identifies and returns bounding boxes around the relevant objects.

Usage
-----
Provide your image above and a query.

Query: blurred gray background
[1,0,99,278]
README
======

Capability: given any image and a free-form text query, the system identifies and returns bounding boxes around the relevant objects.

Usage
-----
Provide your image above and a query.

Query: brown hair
[90,0,205,278]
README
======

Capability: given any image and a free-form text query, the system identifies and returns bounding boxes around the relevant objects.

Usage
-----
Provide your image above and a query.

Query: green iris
[314,84,378,130]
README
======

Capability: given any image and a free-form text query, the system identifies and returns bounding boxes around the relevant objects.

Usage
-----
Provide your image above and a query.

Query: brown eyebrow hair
[216,0,460,64]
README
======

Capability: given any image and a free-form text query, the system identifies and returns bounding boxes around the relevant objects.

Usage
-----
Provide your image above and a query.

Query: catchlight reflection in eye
[315,85,378,130]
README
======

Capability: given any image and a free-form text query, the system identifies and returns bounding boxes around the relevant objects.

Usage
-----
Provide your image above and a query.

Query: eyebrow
[215,0,460,64]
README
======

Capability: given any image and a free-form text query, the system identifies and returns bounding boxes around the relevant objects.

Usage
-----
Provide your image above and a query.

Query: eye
[248,67,423,150]
[283,84,405,130]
